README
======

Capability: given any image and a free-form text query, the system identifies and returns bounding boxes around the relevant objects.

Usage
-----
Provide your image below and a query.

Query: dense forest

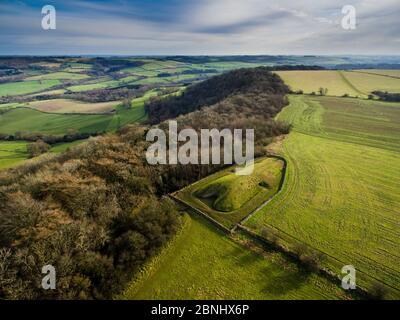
[0,68,290,299]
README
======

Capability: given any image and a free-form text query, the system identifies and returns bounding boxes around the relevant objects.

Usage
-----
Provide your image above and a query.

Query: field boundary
[238,154,288,228]
[337,71,366,96]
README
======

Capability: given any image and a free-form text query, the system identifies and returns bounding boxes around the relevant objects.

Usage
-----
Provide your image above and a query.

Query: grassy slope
[176,158,284,228]
[246,95,400,296]
[0,141,28,169]
[0,140,87,171]
[119,213,349,300]
[0,80,61,97]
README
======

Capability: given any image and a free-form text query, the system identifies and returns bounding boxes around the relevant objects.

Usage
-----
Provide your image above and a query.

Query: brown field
[28,99,120,114]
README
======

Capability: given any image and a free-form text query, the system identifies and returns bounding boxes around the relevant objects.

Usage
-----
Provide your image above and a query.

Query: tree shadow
[261,264,311,296]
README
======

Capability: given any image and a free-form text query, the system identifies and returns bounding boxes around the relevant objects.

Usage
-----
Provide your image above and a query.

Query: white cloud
[0,0,399,55]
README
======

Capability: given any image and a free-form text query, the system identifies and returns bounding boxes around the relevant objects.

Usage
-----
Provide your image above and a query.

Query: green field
[245,95,400,297]
[119,213,350,300]
[0,80,61,97]
[0,141,28,169]
[50,140,87,153]
[0,108,114,135]
[66,79,121,92]
[26,72,90,81]
[176,158,284,228]
[0,140,87,171]
[276,70,400,98]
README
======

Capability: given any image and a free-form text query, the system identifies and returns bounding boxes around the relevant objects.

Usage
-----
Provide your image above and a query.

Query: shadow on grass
[261,265,311,296]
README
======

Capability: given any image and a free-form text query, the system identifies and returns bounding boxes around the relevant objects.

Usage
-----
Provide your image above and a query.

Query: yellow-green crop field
[276,70,400,98]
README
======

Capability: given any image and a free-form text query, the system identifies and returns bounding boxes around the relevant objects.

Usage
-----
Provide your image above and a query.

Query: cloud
[0,0,399,55]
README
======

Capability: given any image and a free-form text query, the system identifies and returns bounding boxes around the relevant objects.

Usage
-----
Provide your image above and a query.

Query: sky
[0,0,399,55]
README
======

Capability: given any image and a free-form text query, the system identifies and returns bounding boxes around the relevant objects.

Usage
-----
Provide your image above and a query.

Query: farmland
[119,213,349,300]
[0,108,114,135]
[29,99,119,114]
[245,95,400,297]
[25,72,90,81]
[276,70,400,98]
[0,80,61,97]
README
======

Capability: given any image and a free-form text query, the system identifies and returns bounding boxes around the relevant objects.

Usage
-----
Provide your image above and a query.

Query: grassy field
[354,69,400,78]
[25,72,90,81]
[176,158,284,229]
[29,99,119,114]
[245,95,400,297]
[342,71,400,94]
[0,141,28,169]
[276,70,400,97]
[66,79,121,92]
[0,140,87,171]
[119,213,350,300]
[0,108,114,135]
[0,80,61,97]
[0,88,157,136]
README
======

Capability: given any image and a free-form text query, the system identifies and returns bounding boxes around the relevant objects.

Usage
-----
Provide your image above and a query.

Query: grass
[245,95,400,297]
[0,80,61,97]
[50,140,87,153]
[29,99,120,114]
[176,158,284,229]
[276,70,400,97]
[276,71,361,97]
[342,71,400,94]
[0,140,86,171]
[25,72,90,81]
[354,69,400,79]
[118,213,350,300]
[0,141,28,169]
[0,89,158,136]
[0,108,114,135]
[66,80,121,92]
